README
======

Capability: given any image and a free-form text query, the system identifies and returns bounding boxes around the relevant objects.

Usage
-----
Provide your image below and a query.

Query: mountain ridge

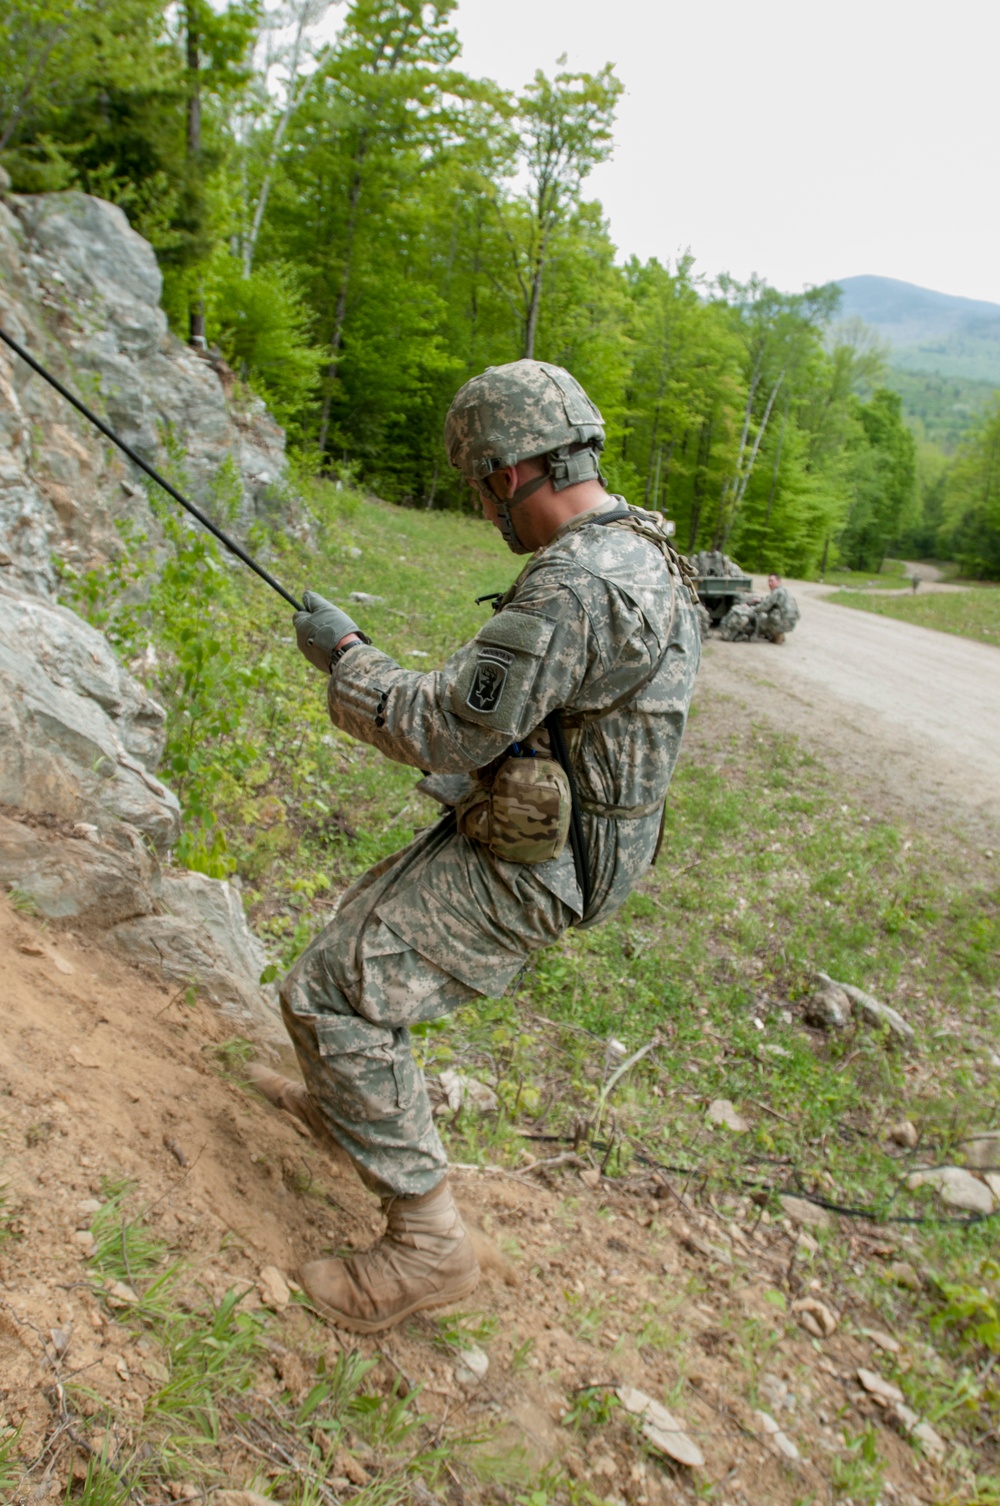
[834,274,1000,386]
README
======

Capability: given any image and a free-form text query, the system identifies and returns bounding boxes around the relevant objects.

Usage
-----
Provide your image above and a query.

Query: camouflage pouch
[455,754,571,863]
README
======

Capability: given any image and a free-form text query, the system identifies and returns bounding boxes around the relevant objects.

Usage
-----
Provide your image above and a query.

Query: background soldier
[252,359,701,1332]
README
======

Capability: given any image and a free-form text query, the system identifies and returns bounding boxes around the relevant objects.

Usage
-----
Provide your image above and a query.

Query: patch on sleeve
[467,648,513,713]
[449,610,557,732]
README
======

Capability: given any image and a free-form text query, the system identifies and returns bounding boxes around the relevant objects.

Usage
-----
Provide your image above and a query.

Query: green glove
[293,590,363,673]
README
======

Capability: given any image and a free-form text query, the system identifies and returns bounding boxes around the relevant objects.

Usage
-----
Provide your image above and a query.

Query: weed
[0,1426,21,1493]
[90,1178,169,1286]
[831,1424,885,1503]
[562,1386,620,1433]
[7,885,41,917]
[428,1310,500,1351]
[212,1036,255,1079]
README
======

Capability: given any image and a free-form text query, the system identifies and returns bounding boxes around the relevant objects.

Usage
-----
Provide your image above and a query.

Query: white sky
[452,0,1000,306]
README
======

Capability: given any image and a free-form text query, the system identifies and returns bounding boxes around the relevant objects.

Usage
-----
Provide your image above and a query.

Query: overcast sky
[452,0,999,306]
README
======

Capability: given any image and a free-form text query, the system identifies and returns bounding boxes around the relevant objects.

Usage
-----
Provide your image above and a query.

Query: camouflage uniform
[716,600,758,641]
[281,495,701,1197]
[754,585,799,640]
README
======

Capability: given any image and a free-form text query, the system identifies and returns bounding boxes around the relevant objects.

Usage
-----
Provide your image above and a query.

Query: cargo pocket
[313,1014,415,1119]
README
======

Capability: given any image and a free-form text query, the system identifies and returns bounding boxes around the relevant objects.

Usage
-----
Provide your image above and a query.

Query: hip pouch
[456,752,571,863]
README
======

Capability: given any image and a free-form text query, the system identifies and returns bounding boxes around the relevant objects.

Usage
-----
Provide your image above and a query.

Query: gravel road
[698,579,1000,839]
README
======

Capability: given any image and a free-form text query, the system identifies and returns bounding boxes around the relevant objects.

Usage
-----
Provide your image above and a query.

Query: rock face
[0,188,287,1037]
[0,191,290,592]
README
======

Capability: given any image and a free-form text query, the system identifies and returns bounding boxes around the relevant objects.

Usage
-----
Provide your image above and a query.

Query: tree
[711,277,839,550]
[497,59,622,359]
[941,396,1000,577]
[838,389,918,572]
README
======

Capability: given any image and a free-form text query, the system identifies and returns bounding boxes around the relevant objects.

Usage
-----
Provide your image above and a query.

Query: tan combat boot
[301,1178,480,1333]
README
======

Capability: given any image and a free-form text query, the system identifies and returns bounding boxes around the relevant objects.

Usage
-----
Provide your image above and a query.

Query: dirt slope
[1,881,948,1505]
[703,578,1000,838]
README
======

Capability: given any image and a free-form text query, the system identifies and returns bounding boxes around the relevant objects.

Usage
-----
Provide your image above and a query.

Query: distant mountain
[835,276,1000,386]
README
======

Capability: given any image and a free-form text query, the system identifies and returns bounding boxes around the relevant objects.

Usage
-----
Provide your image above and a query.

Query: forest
[2,0,998,577]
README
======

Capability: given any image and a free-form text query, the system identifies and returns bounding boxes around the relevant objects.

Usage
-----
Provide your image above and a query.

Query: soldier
[252,360,701,1333]
[754,573,800,642]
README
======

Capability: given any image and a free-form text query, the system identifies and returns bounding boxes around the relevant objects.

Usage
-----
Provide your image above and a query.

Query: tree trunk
[524,253,544,359]
[185,5,206,348]
[317,140,367,456]
[688,418,713,552]
[760,396,789,554]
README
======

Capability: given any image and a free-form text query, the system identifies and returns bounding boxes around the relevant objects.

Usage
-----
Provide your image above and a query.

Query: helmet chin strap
[493,445,606,555]
[499,470,549,555]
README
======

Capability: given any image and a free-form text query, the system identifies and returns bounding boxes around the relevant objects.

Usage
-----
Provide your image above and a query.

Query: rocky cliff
[0,185,289,1035]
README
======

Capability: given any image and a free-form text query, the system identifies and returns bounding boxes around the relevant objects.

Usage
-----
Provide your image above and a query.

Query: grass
[53,474,1000,1497]
[818,558,909,588]
[829,582,1000,646]
[4,1186,448,1504]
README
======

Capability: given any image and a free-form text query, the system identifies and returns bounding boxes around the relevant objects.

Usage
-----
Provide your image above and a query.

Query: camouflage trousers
[279,816,575,1197]
[717,602,758,641]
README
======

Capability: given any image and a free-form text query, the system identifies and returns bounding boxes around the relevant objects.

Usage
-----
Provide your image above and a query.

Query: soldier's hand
[294,590,363,673]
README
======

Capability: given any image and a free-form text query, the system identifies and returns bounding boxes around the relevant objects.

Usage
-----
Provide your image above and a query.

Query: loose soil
[1,667,976,1503]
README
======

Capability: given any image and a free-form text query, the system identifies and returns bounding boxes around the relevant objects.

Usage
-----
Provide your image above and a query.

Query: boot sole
[306,1268,482,1334]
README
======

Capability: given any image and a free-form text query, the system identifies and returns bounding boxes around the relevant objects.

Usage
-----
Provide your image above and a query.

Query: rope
[520,1131,1000,1229]
[0,327,303,611]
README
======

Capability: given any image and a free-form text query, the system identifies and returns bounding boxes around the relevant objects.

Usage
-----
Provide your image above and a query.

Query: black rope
[520,1131,1000,1229]
[0,327,303,611]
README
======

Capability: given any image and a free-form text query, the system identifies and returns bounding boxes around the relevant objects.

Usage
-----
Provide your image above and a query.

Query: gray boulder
[0,576,179,849]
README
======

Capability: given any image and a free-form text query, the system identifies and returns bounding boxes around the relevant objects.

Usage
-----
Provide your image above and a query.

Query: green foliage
[931,1259,1000,1359]
[90,1177,170,1284]
[831,1424,885,1503]
[941,395,1000,578]
[838,389,918,572]
[830,580,1000,646]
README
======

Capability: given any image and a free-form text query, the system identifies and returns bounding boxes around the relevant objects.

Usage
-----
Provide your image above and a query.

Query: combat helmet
[444,359,606,554]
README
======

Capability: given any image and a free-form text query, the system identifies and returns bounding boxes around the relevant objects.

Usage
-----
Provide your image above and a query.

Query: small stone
[887,1120,918,1149]
[73,1230,97,1256]
[886,1261,921,1292]
[214,1494,277,1506]
[257,1265,291,1311]
[707,1098,749,1133]
[754,1409,800,1460]
[960,1131,1000,1170]
[168,1486,199,1502]
[616,1386,704,1468]
[907,1166,995,1214]
[18,940,45,956]
[792,1298,837,1337]
[406,649,429,658]
[804,985,851,1030]
[591,1454,618,1480]
[796,1230,820,1255]
[346,547,363,558]
[984,1172,1000,1200]
[857,1368,904,1404]
[779,1195,832,1229]
[760,1043,791,1057]
[348,591,385,606]
[76,1197,102,1218]
[579,1168,601,1189]
[454,1344,489,1382]
[861,1328,901,1355]
[912,1421,946,1461]
[104,1280,139,1306]
[439,1069,498,1113]
[893,1402,919,1431]
[50,1325,71,1357]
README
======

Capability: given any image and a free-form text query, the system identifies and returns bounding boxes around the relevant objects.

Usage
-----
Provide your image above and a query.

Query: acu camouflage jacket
[324,497,701,924]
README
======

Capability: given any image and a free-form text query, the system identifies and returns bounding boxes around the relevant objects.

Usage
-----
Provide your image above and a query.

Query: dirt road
[698,579,1000,838]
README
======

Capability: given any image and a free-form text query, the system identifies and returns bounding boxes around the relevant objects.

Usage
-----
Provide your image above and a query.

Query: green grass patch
[818,558,909,588]
[829,583,1000,646]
